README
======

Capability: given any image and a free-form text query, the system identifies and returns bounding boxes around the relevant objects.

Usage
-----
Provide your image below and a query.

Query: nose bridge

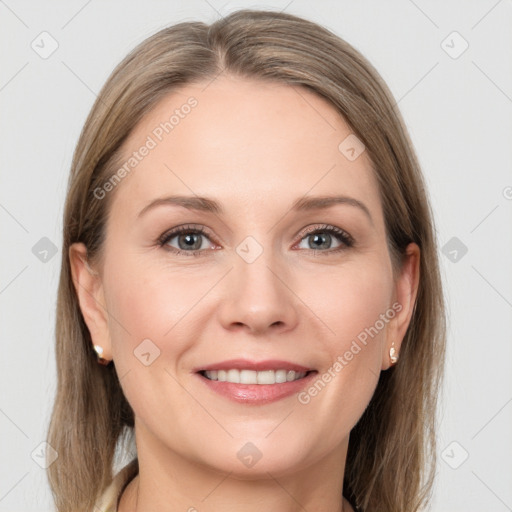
[217,240,298,333]
[236,249,280,298]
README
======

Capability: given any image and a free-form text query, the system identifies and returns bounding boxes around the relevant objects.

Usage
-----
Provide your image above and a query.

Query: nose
[216,253,299,335]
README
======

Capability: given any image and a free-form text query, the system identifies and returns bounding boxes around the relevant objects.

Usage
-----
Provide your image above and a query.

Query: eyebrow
[137,194,373,223]
[138,196,221,217]
[292,196,372,223]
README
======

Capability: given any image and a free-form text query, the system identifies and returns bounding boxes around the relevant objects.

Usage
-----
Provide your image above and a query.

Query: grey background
[1,1,511,511]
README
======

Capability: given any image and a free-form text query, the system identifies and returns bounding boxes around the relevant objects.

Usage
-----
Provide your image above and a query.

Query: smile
[201,369,309,384]
[194,359,317,404]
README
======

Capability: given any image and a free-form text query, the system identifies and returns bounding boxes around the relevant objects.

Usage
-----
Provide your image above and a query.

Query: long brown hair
[47,9,446,512]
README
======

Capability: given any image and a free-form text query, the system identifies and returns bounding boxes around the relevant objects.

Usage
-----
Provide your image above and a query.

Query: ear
[69,242,112,361]
[381,242,420,370]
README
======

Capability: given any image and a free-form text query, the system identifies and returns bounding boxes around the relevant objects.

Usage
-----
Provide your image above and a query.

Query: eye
[295,224,354,252]
[158,225,217,256]
[158,223,354,257]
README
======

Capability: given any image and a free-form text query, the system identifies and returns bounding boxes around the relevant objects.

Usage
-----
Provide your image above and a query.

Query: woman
[47,9,446,512]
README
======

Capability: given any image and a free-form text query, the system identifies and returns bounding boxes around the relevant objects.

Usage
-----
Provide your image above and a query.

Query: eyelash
[158,225,212,257]
[157,223,355,257]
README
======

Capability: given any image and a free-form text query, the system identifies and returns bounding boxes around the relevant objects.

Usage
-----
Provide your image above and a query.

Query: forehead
[109,75,382,224]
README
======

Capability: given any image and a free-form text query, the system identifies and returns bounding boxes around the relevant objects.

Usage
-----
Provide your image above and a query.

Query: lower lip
[196,371,318,405]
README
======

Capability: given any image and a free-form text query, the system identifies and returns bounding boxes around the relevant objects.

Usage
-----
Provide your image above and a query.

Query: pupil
[310,233,331,249]
[179,234,201,250]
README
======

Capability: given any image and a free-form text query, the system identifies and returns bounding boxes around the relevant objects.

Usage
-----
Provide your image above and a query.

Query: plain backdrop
[1,1,511,511]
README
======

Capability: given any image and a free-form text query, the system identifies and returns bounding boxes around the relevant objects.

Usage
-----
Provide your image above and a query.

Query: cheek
[294,259,393,432]
[101,256,206,423]
[299,256,394,348]
[99,263,176,390]
[104,253,216,346]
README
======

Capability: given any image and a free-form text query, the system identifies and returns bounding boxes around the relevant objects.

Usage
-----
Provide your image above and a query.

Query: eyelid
[158,224,221,258]
[293,224,355,247]
[158,224,217,245]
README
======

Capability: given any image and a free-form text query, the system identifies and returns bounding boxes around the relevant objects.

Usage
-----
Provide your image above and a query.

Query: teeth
[241,370,257,384]
[275,369,287,383]
[256,370,274,385]
[227,369,240,383]
[204,369,308,384]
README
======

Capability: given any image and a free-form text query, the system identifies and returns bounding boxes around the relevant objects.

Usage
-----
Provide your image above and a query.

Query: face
[72,75,419,478]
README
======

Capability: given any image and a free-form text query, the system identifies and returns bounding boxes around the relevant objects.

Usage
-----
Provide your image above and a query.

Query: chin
[192,435,316,479]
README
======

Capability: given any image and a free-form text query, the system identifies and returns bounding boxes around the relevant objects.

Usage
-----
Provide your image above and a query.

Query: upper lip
[194,359,314,373]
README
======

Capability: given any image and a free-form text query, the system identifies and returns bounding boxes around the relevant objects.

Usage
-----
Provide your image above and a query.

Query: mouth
[199,368,311,384]
[194,359,318,404]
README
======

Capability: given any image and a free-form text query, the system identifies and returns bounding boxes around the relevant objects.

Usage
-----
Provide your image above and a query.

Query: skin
[70,75,420,512]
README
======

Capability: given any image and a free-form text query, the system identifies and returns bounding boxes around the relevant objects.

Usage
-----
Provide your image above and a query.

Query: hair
[47,9,446,512]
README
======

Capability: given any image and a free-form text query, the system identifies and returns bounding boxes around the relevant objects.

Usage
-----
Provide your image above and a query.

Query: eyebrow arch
[138,195,222,218]
[137,194,372,224]
[292,195,373,224]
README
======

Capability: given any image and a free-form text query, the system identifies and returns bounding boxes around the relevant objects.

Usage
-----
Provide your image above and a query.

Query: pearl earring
[389,341,398,364]
[93,345,111,366]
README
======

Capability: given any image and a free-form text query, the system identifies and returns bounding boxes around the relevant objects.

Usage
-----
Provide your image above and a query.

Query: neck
[118,421,353,512]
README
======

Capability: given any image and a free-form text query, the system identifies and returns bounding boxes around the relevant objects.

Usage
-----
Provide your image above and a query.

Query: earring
[93,345,111,366]
[389,341,398,364]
